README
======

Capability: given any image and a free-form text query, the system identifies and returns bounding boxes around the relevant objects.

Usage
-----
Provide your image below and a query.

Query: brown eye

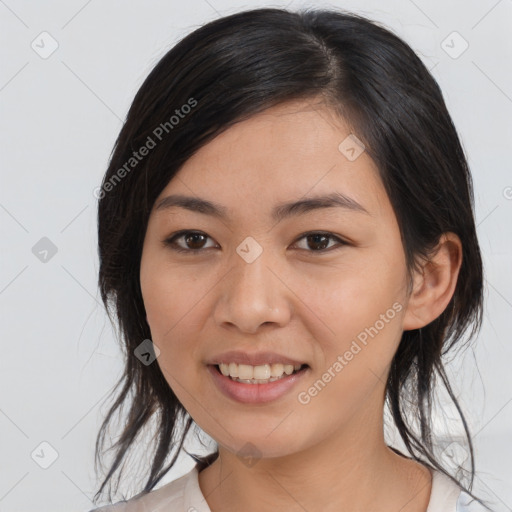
[294,232,347,253]
[164,231,217,253]
[183,232,208,250]
[306,233,330,251]
[163,230,347,255]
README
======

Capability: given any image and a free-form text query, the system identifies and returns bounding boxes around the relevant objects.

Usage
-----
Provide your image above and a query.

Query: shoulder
[87,467,201,512]
[428,469,491,512]
[456,490,492,512]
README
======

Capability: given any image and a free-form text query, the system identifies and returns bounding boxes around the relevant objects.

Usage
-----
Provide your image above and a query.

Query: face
[140,99,412,459]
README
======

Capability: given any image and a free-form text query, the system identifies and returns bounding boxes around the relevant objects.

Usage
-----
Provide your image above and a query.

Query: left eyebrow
[154,191,371,221]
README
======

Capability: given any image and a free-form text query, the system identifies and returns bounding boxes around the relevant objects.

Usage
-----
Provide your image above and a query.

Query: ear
[402,232,462,331]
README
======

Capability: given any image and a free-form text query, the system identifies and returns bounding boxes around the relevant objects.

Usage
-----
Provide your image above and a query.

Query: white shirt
[90,465,487,512]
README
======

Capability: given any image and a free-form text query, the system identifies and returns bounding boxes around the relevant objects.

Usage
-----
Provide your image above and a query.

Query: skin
[139,98,462,512]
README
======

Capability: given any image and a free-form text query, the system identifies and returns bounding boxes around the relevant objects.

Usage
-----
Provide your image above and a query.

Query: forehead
[154,99,390,223]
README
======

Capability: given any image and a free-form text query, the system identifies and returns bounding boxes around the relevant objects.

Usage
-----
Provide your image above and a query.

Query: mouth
[213,362,309,384]
[207,363,310,404]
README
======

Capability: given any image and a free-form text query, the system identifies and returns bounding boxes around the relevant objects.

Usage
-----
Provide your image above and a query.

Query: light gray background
[1,1,511,511]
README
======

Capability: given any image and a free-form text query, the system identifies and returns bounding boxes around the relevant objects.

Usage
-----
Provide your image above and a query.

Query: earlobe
[402,233,462,331]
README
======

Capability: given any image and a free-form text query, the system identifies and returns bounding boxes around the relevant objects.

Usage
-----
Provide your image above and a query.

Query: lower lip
[207,364,308,404]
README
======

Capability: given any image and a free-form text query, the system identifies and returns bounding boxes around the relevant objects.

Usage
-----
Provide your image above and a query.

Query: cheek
[307,256,406,374]
[140,261,210,381]
[314,264,401,327]
[141,257,201,336]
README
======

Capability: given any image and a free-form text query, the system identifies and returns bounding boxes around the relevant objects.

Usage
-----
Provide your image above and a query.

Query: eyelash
[162,230,348,255]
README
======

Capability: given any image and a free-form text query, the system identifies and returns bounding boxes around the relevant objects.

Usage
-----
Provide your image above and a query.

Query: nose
[213,250,292,334]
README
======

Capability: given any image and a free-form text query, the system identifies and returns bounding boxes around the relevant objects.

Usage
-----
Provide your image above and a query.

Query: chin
[207,424,307,461]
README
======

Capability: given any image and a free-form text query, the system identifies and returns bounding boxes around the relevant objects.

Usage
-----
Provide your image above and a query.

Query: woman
[90,7,491,511]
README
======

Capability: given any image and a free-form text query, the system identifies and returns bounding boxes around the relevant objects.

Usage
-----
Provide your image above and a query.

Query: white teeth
[238,364,253,380]
[270,363,284,377]
[228,362,238,378]
[253,364,271,379]
[217,362,304,382]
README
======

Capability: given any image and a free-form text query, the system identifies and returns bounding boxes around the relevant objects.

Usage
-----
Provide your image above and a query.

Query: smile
[217,362,305,383]
[208,363,309,404]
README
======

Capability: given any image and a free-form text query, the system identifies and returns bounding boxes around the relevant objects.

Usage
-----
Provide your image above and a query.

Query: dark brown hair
[93,7,487,508]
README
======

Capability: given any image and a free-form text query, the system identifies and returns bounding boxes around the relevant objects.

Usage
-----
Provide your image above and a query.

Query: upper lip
[207,350,307,367]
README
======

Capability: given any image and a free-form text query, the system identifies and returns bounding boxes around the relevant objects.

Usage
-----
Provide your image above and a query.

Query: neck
[198,402,432,512]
